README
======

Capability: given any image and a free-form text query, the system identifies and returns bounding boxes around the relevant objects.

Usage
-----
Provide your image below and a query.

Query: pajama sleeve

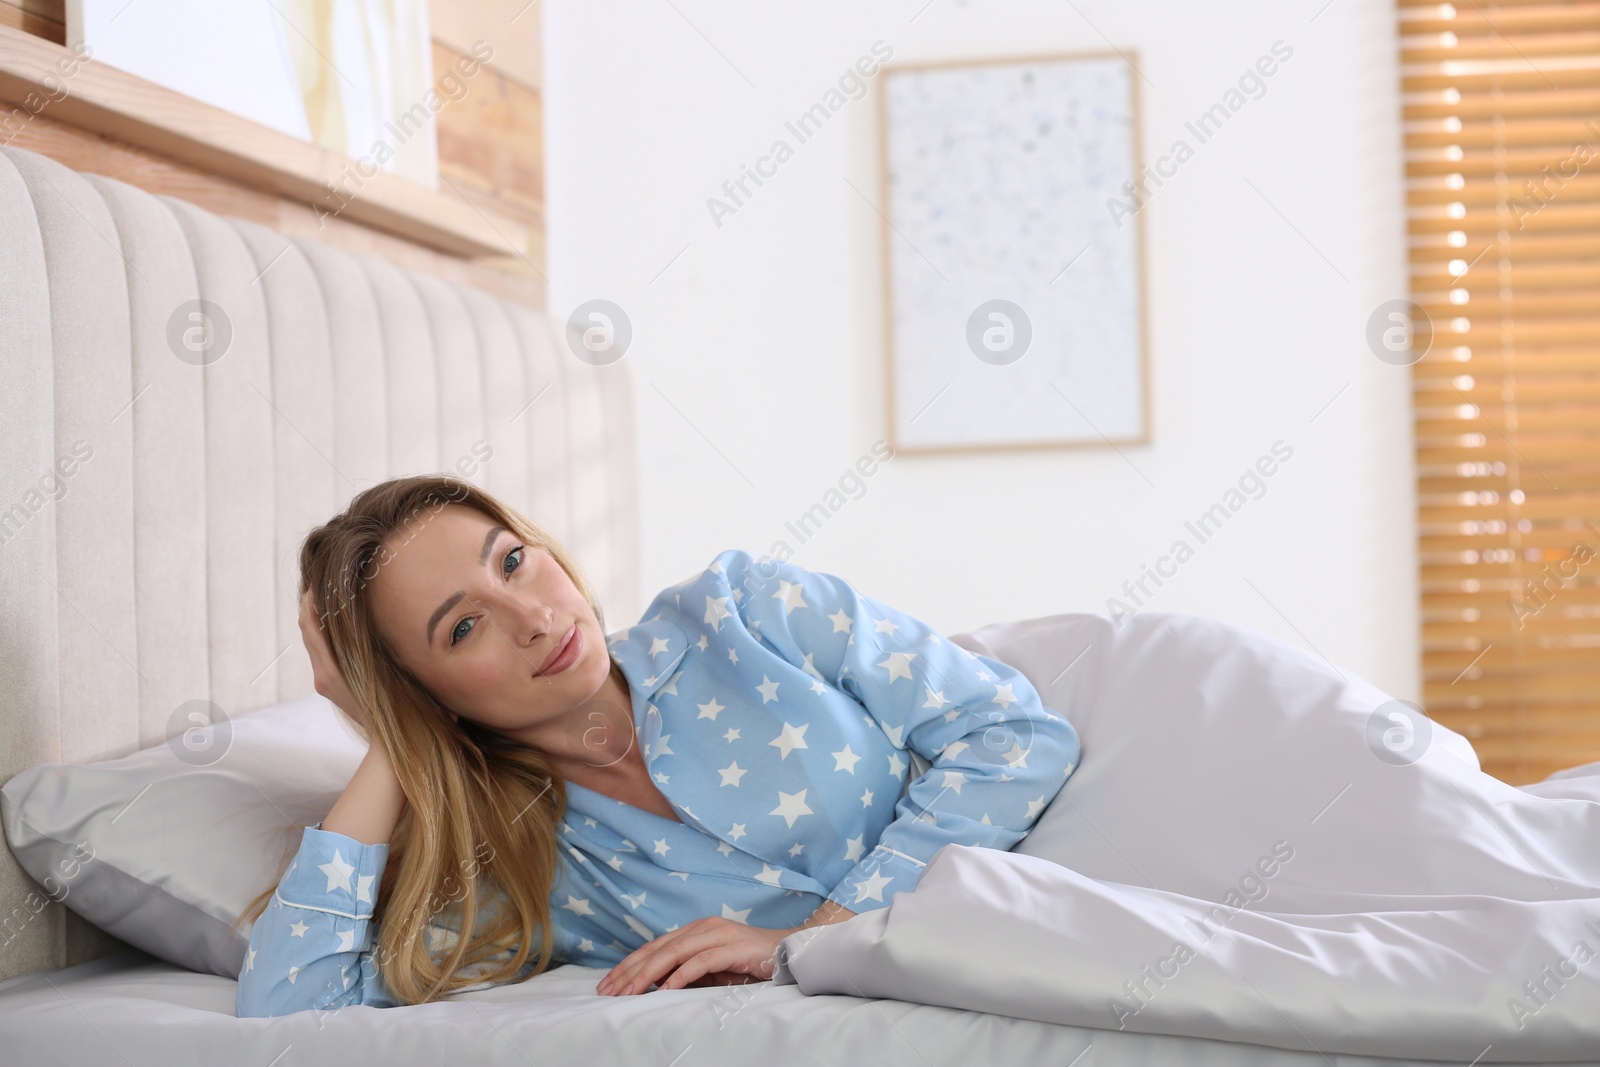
[235,823,401,1016]
[718,550,1081,912]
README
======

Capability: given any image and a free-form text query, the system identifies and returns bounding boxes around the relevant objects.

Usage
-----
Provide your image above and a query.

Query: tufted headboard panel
[0,143,640,982]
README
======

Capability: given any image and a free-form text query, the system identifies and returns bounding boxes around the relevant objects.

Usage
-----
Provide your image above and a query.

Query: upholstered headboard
[0,144,640,983]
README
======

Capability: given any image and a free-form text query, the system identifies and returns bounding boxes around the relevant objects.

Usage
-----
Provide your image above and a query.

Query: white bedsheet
[6,946,1596,1067]
[773,610,1600,1063]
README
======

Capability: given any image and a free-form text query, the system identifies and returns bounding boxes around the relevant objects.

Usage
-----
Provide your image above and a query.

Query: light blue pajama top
[236,548,1081,1016]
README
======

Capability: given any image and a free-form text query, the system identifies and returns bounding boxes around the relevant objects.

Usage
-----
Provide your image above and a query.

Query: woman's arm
[236,746,406,1016]
[301,586,408,845]
[595,550,1079,998]
[322,740,407,846]
[237,597,410,1016]
[719,549,1082,910]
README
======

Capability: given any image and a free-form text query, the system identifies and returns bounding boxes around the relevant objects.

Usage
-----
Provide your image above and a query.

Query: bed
[0,943,1557,1067]
[4,142,1600,1066]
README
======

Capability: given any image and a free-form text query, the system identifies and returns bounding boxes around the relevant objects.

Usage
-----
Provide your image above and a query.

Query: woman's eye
[449,545,526,647]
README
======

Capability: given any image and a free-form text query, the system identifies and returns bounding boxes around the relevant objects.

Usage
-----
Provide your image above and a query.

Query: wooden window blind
[1399,0,1600,785]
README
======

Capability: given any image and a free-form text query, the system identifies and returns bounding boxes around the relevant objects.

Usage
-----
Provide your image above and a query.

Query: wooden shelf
[0,22,529,259]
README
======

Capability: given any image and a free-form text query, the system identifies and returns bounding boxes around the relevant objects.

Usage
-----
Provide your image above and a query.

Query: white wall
[544,0,1420,700]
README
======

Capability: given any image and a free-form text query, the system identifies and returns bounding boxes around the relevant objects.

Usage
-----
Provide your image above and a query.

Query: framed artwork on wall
[878,50,1151,455]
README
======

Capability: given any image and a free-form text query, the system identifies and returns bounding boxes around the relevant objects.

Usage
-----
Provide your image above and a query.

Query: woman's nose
[506,594,553,648]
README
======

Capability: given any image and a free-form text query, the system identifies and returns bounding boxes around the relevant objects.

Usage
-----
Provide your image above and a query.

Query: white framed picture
[879,50,1151,455]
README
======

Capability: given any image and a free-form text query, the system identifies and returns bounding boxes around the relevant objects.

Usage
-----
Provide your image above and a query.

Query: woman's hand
[299,588,365,728]
[299,587,460,730]
[595,901,857,995]
[595,916,790,995]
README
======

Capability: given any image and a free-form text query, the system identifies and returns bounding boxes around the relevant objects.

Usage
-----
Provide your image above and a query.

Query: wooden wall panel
[433,40,542,211]
[0,0,61,42]
[430,0,541,90]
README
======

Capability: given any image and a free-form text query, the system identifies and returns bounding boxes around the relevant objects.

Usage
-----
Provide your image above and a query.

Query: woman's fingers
[299,588,366,728]
[599,923,719,994]
[597,919,788,996]
[299,591,330,661]
[655,947,742,991]
[598,933,694,993]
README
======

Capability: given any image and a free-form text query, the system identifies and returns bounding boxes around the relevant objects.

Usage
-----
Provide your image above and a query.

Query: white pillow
[1,694,366,978]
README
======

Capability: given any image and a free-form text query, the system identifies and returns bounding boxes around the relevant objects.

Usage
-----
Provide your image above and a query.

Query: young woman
[232,475,1081,1016]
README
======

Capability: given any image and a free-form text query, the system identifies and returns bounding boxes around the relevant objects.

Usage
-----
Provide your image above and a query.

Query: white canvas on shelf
[67,0,439,189]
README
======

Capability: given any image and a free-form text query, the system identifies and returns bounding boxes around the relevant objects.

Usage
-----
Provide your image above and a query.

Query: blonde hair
[231,474,614,1005]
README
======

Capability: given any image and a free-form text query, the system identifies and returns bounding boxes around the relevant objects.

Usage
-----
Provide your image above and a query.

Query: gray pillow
[1,694,365,979]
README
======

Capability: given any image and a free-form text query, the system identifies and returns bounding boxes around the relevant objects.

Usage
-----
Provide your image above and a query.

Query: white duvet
[772,611,1600,1064]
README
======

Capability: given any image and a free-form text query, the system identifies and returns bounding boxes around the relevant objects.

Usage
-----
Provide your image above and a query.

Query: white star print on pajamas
[236,548,1080,1017]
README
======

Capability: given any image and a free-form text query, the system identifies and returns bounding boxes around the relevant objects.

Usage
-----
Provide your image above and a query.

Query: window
[1400,0,1600,784]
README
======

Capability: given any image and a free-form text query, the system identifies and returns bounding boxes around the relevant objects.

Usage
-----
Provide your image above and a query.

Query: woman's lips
[535,624,580,677]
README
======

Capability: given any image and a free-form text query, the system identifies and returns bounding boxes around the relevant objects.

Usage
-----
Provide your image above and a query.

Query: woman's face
[366,503,615,744]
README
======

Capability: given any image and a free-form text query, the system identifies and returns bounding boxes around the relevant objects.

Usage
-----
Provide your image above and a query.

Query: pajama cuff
[276,823,390,919]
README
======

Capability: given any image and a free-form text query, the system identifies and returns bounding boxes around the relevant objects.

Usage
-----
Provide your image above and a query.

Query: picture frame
[878,49,1152,455]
